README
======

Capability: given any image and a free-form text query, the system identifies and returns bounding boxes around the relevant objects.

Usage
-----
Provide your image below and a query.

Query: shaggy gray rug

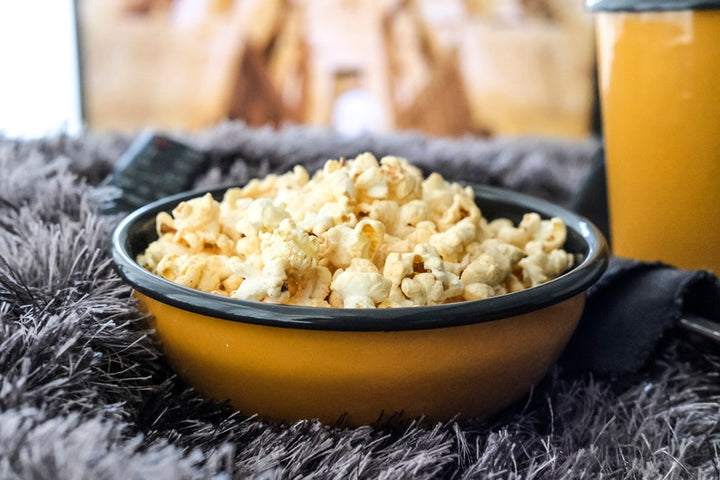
[1,123,719,479]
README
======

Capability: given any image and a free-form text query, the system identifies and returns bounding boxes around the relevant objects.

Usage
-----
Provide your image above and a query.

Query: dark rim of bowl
[112,184,609,332]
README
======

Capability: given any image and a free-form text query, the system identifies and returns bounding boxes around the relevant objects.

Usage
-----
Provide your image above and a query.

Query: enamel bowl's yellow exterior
[137,291,585,425]
[113,184,608,426]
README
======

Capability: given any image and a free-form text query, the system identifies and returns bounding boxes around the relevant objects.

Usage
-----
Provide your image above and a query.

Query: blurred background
[0,0,597,140]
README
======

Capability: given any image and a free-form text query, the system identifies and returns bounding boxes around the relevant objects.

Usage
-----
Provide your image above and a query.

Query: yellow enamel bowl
[112,184,608,426]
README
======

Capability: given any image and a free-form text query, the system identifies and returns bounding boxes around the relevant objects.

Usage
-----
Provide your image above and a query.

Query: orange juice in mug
[588,0,720,274]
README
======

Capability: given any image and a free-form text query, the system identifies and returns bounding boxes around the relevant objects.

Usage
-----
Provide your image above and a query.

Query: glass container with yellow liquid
[588,0,720,274]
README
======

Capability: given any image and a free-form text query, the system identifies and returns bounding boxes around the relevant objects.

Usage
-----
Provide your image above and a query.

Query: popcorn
[518,240,574,288]
[350,153,388,200]
[155,253,243,294]
[428,217,477,263]
[380,156,423,202]
[319,218,385,269]
[138,153,574,308]
[381,244,464,306]
[286,266,332,307]
[329,259,392,308]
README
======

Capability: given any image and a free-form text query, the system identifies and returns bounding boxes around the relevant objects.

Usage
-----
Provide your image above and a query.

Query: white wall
[0,0,83,138]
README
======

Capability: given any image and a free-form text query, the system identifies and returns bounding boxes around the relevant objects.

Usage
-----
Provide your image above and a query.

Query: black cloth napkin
[561,257,720,373]
[563,150,720,373]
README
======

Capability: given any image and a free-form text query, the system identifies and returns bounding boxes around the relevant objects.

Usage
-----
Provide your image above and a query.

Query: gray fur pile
[1,123,719,479]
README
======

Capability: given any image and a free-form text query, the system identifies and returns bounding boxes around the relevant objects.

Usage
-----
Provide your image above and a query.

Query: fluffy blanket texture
[1,123,719,479]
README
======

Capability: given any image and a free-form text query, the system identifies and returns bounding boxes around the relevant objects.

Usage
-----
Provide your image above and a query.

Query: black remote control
[101,131,209,213]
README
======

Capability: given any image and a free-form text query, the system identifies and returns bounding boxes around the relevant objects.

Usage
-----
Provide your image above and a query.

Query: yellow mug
[589,0,720,274]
